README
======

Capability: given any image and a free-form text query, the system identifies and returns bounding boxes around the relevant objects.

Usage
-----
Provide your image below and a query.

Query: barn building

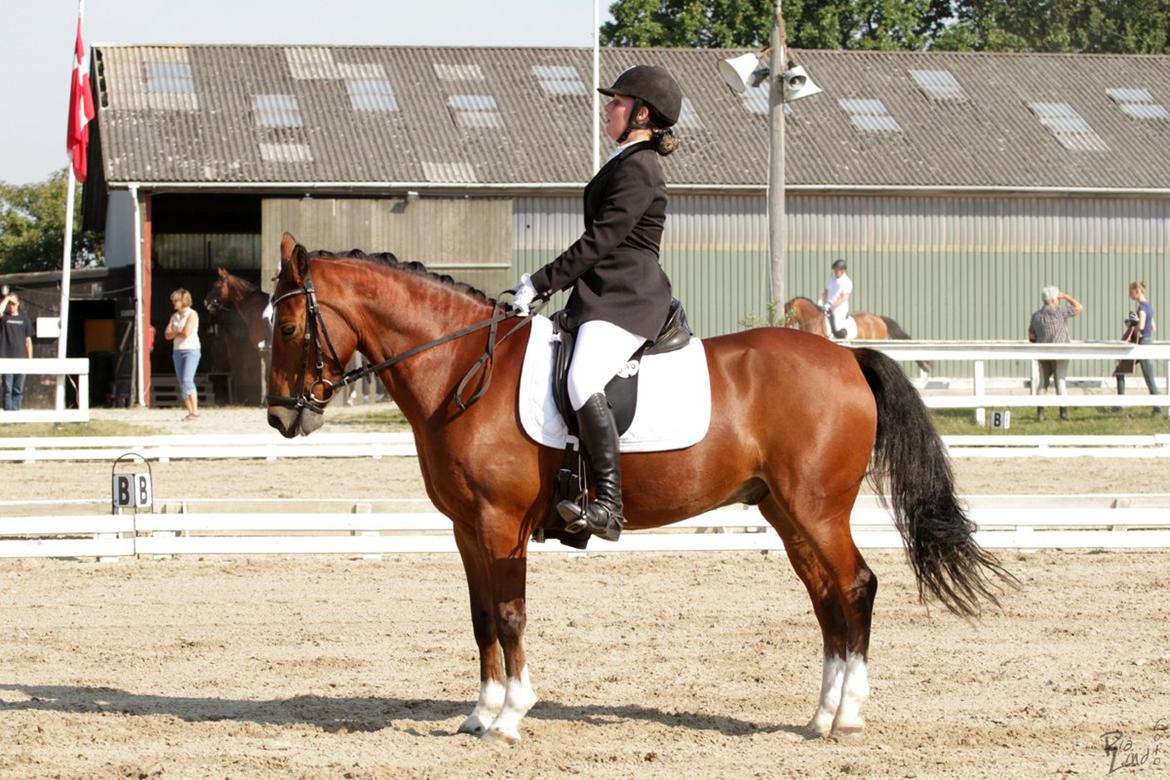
[79,45,1170,405]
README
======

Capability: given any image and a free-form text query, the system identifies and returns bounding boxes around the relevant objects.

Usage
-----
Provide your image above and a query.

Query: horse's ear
[216,267,229,279]
[280,232,310,283]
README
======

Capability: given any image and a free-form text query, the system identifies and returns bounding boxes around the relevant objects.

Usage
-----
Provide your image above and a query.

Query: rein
[268,268,541,414]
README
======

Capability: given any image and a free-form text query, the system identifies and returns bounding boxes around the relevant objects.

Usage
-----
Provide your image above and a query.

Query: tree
[601,0,1170,53]
[934,0,1170,53]
[602,0,955,50]
[0,169,99,275]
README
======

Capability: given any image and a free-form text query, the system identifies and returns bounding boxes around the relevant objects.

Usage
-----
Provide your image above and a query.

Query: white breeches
[567,320,647,411]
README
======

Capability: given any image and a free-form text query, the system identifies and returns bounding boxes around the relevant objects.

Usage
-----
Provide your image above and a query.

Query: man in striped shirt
[1028,286,1084,421]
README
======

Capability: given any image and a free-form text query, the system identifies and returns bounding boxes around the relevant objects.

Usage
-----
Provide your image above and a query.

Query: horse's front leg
[479,520,538,745]
[452,523,505,736]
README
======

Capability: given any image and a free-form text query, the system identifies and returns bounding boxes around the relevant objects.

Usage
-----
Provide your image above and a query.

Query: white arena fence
[868,340,1170,423]
[0,358,90,424]
[2,495,1169,559]
[3,431,1169,463]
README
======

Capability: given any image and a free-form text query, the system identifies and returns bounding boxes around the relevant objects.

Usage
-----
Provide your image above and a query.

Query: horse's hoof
[830,721,865,740]
[457,715,488,736]
[805,713,834,738]
[481,727,521,746]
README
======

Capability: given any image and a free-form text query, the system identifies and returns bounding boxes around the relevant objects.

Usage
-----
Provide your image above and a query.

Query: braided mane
[311,248,496,305]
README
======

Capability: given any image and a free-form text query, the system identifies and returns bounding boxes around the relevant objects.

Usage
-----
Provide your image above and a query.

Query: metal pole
[767,1,786,320]
[592,0,600,172]
[57,0,86,410]
[130,183,146,407]
[57,167,76,412]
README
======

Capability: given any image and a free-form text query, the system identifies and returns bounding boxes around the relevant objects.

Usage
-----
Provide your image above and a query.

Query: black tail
[880,316,912,340]
[880,316,932,374]
[854,348,1016,617]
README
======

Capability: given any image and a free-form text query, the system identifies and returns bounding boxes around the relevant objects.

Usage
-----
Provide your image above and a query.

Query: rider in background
[819,258,852,338]
[511,64,683,543]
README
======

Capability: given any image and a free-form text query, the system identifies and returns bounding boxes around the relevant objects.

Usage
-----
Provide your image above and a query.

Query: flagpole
[591,0,599,172]
[57,0,86,412]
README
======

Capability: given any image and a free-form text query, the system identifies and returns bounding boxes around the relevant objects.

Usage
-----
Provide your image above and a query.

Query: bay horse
[266,233,1011,745]
[204,268,272,403]
[784,297,931,373]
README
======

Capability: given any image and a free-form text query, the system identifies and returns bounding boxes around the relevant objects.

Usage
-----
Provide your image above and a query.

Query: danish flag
[66,19,95,182]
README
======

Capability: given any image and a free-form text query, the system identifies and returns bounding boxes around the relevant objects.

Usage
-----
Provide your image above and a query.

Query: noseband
[267,266,538,415]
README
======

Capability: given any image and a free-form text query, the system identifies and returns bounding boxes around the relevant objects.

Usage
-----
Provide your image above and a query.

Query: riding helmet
[832,259,848,271]
[599,65,683,127]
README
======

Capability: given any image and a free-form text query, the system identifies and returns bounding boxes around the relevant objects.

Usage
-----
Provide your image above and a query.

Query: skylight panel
[533,64,587,96]
[448,94,503,128]
[434,63,484,81]
[742,83,769,115]
[422,161,478,183]
[910,69,966,101]
[1106,87,1170,120]
[739,83,793,117]
[259,143,313,163]
[285,47,341,80]
[1028,102,1108,151]
[253,94,303,128]
[839,98,902,132]
[675,97,703,130]
[145,62,194,94]
[347,79,398,112]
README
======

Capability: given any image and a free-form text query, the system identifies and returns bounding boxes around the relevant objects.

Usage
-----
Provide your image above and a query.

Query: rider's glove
[512,274,537,316]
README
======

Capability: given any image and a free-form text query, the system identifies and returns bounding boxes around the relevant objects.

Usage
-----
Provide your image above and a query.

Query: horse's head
[782,297,829,336]
[203,267,232,314]
[266,233,359,438]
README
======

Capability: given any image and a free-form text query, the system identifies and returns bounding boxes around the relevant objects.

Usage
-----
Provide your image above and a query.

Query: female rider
[511,64,683,542]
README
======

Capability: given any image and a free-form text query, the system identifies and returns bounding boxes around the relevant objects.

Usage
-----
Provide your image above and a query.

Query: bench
[150,373,232,407]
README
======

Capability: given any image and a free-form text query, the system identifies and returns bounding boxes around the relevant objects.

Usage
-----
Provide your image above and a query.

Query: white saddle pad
[518,314,711,452]
[828,314,858,339]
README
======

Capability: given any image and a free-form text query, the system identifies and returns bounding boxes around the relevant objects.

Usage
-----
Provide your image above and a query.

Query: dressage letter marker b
[990,410,1011,430]
[112,472,152,509]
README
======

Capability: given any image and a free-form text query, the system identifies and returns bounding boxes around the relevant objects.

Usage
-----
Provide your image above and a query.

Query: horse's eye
[280,323,296,337]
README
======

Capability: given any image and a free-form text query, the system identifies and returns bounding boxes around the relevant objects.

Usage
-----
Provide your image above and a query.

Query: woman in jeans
[164,288,202,421]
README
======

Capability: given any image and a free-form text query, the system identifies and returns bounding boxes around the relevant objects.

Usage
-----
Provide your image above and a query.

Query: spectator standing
[1,292,36,411]
[1116,280,1161,415]
[164,288,202,421]
[1028,286,1083,421]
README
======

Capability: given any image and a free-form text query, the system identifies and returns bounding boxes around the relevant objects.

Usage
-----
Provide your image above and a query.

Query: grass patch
[328,407,412,431]
[930,407,1169,436]
[0,420,166,438]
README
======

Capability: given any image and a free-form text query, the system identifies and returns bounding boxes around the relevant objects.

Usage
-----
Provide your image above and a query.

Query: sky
[1,0,613,185]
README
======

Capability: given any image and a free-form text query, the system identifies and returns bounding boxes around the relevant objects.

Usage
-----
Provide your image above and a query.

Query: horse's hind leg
[759,496,877,737]
[452,523,505,736]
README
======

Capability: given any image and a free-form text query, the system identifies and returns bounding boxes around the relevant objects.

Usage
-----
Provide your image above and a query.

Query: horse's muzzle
[267,405,325,438]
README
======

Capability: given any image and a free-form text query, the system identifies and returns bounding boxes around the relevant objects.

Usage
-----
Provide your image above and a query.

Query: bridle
[266,265,538,415]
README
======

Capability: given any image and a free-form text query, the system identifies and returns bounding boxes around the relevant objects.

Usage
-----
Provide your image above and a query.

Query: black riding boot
[557,393,624,542]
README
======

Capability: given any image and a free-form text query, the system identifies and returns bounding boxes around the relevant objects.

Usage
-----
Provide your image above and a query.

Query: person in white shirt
[819,258,853,338]
[164,288,202,421]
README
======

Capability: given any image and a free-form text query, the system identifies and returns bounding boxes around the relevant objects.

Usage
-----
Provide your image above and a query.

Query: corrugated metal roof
[90,45,1170,190]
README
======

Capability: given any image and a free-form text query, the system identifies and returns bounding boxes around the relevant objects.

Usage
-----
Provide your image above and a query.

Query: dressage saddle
[537,299,693,549]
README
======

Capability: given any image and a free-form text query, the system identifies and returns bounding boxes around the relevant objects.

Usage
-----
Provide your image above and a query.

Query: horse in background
[265,232,1011,744]
[204,268,271,404]
[784,297,931,373]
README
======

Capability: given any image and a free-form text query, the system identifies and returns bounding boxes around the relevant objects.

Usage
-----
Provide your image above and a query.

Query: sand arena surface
[2,408,1169,777]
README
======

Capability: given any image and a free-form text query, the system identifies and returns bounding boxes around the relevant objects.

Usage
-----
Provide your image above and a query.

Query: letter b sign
[112,473,152,508]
